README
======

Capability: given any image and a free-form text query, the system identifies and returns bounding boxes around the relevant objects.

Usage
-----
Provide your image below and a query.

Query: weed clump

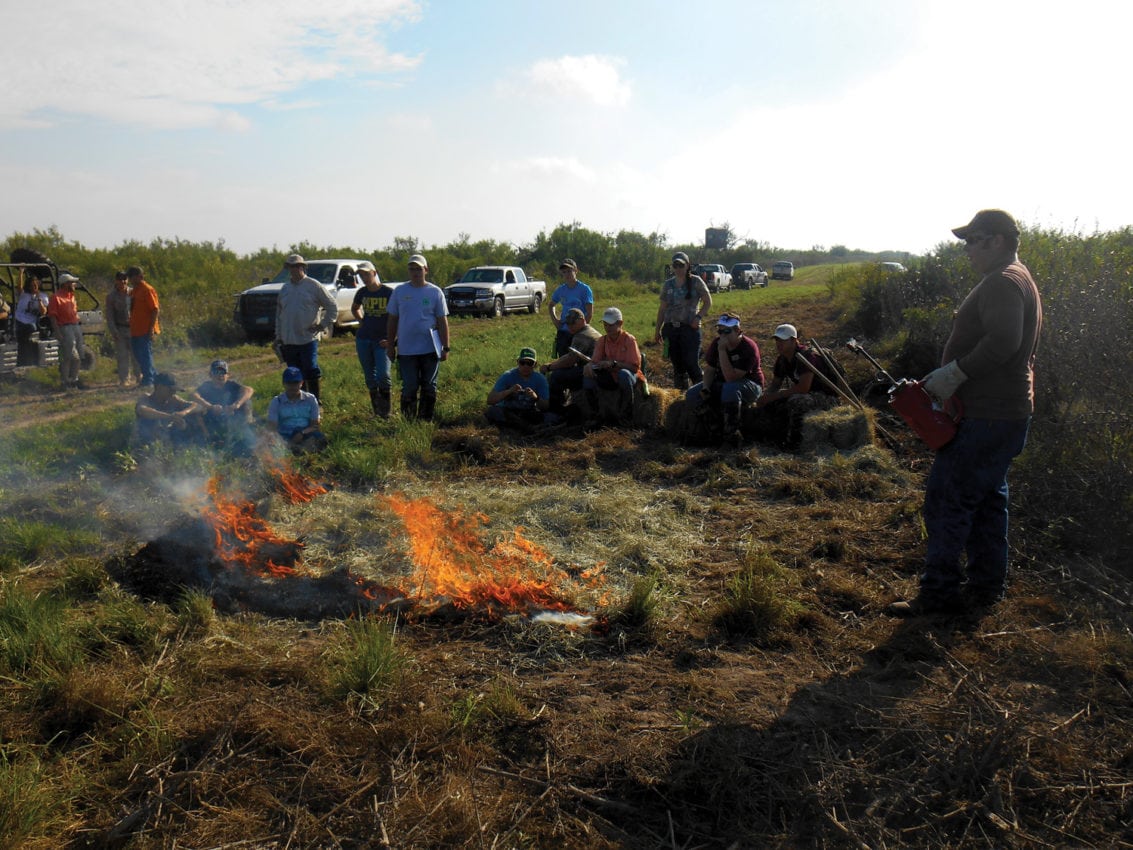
[327,617,406,711]
[713,549,803,641]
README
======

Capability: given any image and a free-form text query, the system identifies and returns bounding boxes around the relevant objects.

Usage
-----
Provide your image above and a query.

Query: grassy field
[1,269,1131,849]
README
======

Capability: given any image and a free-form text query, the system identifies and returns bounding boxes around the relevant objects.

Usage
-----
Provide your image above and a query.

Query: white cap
[58,273,79,285]
[407,254,428,268]
[773,323,798,340]
[356,260,376,273]
[602,306,623,324]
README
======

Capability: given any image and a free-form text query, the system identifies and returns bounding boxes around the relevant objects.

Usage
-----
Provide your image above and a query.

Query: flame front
[382,494,577,613]
[203,477,300,578]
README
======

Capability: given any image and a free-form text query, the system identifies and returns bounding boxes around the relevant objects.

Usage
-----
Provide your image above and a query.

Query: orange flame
[265,456,328,504]
[382,494,583,614]
[203,477,301,578]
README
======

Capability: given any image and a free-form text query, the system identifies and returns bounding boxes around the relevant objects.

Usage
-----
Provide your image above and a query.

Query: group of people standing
[7,265,160,390]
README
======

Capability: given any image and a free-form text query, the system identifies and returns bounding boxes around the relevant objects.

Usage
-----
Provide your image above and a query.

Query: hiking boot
[885,593,962,618]
[376,388,391,419]
[962,585,1005,608]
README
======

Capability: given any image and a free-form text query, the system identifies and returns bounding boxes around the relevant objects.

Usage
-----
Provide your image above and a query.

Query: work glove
[922,360,967,403]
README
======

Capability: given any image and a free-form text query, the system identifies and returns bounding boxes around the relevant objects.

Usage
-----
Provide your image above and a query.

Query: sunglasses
[963,234,994,247]
[716,327,736,335]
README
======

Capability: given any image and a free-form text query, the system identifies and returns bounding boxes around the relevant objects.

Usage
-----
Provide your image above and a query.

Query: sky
[1,0,1129,258]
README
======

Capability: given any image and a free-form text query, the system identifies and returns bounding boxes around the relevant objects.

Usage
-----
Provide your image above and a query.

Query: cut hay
[797,404,875,454]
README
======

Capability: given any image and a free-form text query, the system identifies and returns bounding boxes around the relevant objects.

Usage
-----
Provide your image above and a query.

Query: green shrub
[713,550,802,640]
[0,585,84,676]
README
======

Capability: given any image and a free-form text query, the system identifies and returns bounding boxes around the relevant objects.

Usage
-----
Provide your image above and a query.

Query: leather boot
[618,391,636,427]
[673,373,690,391]
[584,389,601,427]
[401,395,418,420]
[369,387,381,416]
[306,376,321,401]
[376,388,391,419]
[418,394,436,422]
[722,402,742,445]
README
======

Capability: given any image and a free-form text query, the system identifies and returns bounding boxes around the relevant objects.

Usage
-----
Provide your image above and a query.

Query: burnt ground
[2,302,1131,849]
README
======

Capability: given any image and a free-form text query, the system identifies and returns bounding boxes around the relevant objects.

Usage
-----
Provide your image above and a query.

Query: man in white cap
[582,306,643,426]
[274,253,337,401]
[46,273,85,389]
[386,254,450,421]
[888,209,1042,617]
[753,322,838,447]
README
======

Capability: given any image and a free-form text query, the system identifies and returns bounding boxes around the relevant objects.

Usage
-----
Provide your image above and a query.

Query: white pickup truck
[444,266,546,318]
[234,258,367,340]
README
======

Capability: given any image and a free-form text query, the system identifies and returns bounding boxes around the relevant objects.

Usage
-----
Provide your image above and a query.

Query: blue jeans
[281,341,321,382]
[663,323,703,385]
[398,352,440,401]
[355,337,391,391]
[131,334,156,385]
[583,369,636,394]
[921,416,1031,598]
[685,379,762,409]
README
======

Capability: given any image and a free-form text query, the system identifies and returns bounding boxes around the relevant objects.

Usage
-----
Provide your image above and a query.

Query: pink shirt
[47,291,80,325]
[593,330,643,378]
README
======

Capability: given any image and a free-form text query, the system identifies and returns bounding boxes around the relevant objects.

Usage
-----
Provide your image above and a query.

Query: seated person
[753,323,839,447]
[582,306,644,426]
[541,307,601,414]
[486,347,554,431]
[267,366,327,454]
[191,359,255,450]
[134,372,206,448]
[685,312,764,441]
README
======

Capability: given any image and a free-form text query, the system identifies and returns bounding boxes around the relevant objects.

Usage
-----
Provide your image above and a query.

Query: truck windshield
[461,269,504,283]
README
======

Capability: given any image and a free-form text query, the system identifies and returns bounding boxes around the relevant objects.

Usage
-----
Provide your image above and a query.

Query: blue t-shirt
[388,282,448,356]
[491,368,549,409]
[352,284,395,341]
[550,281,594,331]
[268,390,321,437]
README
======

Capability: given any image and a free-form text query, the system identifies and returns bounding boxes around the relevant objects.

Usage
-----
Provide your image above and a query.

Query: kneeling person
[686,313,764,440]
[486,347,552,431]
[268,366,327,453]
[135,372,205,448]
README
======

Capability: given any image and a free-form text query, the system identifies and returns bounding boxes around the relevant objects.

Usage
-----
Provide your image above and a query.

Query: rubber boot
[369,387,381,416]
[401,395,418,420]
[376,388,391,419]
[584,389,601,428]
[722,403,742,446]
[418,394,436,422]
[306,376,321,401]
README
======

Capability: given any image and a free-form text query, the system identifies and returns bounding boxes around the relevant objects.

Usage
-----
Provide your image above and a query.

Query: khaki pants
[57,324,82,385]
[111,328,136,384]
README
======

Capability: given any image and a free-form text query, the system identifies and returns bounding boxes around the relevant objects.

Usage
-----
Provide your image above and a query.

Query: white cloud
[518,55,632,108]
[503,156,597,183]
[0,0,422,129]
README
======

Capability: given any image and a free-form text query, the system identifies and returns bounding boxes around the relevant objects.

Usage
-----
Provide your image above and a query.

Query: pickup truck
[234,258,367,340]
[693,263,732,293]
[771,261,795,281]
[730,262,769,289]
[444,266,546,318]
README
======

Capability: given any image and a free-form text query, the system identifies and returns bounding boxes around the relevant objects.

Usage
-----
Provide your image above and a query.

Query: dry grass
[2,299,1132,849]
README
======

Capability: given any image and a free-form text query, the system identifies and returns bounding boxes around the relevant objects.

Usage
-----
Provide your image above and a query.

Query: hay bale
[797,404,874,453]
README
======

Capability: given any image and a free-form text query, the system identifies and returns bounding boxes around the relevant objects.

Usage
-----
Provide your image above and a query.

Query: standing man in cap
[192,359,255,451]
[106,271,137,386]
[655,251,712,390]
[754,323,839,448]
[387,254,450,421]
[686,312,764,443]
[350,260,396,418]
[275,254,337,402]
[485,347,552,431]
[47,273,85,389]
[541,307,602,415]
[127,265,161,389]
[583,306,644,426]
[888,209,1042,617]
[547,259,594,357]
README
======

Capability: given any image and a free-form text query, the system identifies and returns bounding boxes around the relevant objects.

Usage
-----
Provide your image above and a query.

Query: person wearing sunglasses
[888,209,1042,618]
[654,251,712,390]
[685,312,764,444]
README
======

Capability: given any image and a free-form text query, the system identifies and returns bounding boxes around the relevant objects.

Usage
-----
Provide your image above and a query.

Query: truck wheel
[527,293,542,314]
[492,297,504,318]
